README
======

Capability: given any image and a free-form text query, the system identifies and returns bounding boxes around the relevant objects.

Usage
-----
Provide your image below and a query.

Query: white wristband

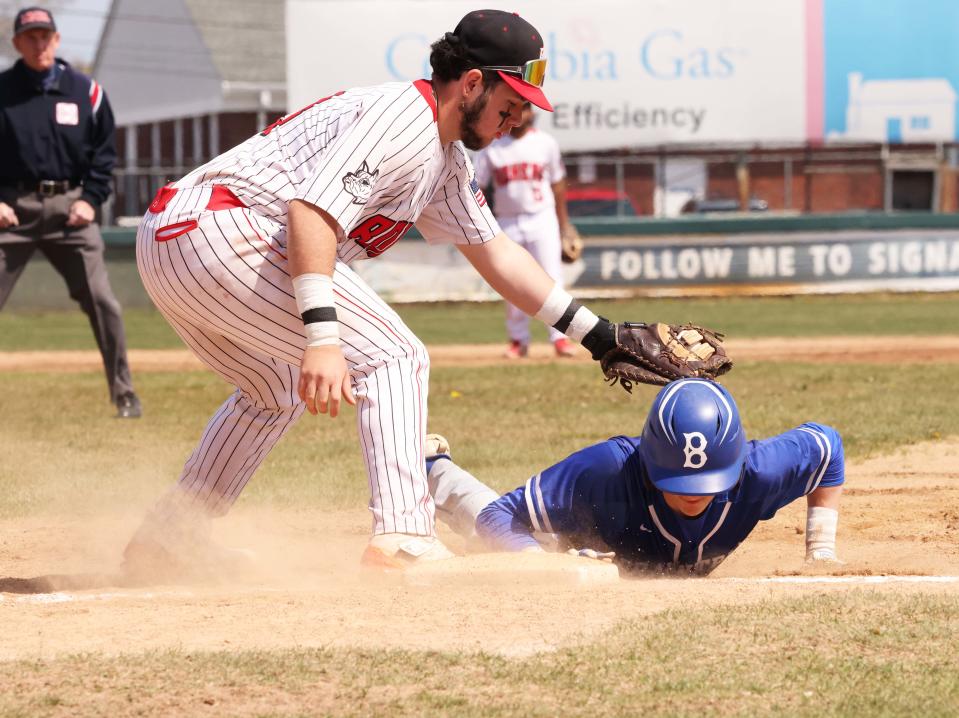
[566,305,600,342]
[534,284,572,326]
[805,506,839,558]
[534,284,599,342]
[292,273,339,347]
[303,322,339,347]
[292,273,334,315]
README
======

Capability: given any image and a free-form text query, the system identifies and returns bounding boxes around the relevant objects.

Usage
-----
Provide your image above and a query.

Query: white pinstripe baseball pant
[135,184,436,543]
[497,210,564,345]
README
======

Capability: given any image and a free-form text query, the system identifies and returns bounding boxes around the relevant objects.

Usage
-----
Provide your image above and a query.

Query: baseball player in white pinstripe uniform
[123,10,652,573]
[474,105,578,358]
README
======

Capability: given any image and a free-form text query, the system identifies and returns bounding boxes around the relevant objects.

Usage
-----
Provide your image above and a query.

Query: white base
[401,552,620,587]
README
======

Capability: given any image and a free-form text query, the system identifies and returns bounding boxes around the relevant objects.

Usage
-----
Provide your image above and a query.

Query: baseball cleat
[121,536,257,583]
[553,338,576,358]
[361,533,455,570]
[504,340,528,359]
[425,433,451,460]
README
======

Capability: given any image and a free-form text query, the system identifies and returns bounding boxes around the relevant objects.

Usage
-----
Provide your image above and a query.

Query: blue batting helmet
[639,379,747,496]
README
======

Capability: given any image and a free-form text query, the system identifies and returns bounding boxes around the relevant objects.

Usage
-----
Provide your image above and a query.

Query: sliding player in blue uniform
[425,378,844,575]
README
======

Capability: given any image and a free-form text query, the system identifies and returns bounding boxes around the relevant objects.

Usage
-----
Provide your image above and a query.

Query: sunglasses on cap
[480,57,547,88]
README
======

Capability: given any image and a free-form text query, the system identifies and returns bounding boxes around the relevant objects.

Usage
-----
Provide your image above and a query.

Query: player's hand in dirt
[0,202,19,229]
[298,345,355,417]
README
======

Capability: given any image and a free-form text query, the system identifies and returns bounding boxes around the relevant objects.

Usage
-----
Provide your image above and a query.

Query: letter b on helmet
[640,379,747,496]
[682,431,708,468]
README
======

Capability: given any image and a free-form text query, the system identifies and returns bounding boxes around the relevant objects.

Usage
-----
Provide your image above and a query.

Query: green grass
[0,307,182,351]
[2,297,958,716]
[1,591,956,717]
[398,292,959,345]
[0,291,957,351]
[0,361,955,518]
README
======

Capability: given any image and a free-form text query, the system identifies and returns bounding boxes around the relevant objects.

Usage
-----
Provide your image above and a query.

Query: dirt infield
[1,335,959,372]
[1,437,957,661]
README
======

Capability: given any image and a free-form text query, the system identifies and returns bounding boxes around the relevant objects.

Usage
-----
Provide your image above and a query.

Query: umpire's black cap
[14,7,57,36]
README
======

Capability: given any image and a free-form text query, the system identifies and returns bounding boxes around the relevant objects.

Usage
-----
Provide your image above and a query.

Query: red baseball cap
[450,10,552,112]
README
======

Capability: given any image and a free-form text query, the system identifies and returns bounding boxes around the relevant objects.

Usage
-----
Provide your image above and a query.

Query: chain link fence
[101,143,959,226]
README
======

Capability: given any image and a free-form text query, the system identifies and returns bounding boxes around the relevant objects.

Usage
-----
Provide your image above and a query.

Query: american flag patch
[469,178,486,207]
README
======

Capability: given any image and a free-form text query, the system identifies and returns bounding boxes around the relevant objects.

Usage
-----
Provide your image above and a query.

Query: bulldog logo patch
[342,161,379,205]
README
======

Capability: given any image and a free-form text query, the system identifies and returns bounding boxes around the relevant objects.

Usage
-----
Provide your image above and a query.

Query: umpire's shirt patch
[55,102,79,125]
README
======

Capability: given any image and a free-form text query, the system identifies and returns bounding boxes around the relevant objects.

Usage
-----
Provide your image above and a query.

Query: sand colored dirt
[2,334,959,372]
[1,438,957,661]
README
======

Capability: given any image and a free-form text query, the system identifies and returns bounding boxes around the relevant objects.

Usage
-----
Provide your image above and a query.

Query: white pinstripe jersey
[473,128,565,218]
[173,80,500,262]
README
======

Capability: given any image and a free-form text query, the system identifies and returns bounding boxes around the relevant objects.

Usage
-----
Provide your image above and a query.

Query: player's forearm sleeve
[476,494,541,551]
[806,506,839,559]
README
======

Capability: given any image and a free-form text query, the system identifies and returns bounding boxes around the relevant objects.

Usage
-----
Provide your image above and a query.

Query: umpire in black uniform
[0,7,140,418]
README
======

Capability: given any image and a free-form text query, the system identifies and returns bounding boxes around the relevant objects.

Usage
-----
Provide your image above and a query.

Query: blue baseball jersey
[475,423,844,575]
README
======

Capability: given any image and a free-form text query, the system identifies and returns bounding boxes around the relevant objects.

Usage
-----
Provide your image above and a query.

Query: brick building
[562,143,959,217]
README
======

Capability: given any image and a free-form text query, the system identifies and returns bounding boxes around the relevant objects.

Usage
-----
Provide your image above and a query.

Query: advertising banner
[288,0,959,150]
[345,231,959,302]
[287,0,808,150]
[574,231,959,291]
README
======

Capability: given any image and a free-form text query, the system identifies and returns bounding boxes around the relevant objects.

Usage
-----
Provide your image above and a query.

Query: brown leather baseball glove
[560,223,583,263]
[600,322,732,391]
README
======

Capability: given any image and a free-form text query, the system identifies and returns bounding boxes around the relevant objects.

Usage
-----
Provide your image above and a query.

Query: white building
[92,0,287,217]
[834,72,956,143]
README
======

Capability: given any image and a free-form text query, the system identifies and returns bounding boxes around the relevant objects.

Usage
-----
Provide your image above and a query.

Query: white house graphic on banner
[831,72,957,142]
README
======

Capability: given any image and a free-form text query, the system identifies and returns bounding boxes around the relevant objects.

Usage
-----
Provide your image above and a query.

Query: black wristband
[301,306,337,325]
[581,317,616,360]
[553,299,582,334]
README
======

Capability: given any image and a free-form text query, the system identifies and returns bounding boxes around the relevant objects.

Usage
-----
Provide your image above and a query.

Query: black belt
[3,180,78,197]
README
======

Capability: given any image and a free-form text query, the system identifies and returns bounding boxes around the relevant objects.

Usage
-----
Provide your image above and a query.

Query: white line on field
[0,590,197,604]
[1,576,956,605]
[724,575,958,585]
